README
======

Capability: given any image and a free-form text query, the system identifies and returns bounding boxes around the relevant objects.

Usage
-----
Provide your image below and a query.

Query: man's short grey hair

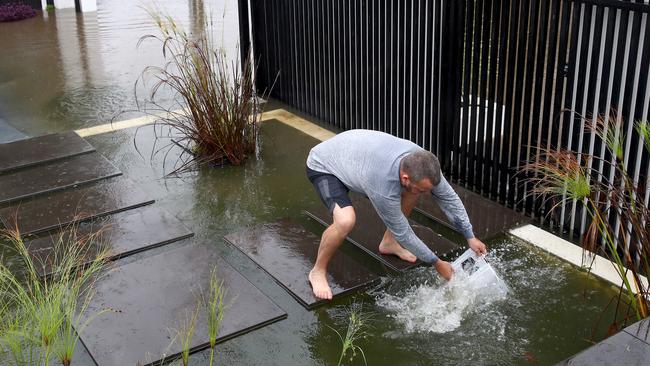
[401,150,441,185]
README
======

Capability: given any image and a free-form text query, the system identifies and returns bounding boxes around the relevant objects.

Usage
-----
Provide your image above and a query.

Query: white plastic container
[451,249,507,294]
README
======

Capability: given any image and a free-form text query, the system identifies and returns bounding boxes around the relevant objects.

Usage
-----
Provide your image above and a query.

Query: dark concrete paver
[415,183,531,239]
[0,178,154,236]
[305,193,460,272]
[79,242,287,366]
[0,131,94,173]
[225,219,380,309]
[0,152,121,205]
[27,206,193,276]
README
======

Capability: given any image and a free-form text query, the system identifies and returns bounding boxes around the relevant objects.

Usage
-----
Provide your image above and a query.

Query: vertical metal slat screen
[246,0,650,241]
[251,0,449,153]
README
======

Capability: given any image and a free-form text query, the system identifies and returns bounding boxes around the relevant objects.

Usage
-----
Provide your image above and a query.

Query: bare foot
[379,240,417,262]
[308,269,332,300]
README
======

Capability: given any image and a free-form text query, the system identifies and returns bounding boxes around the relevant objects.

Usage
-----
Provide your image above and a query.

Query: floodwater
[0,2,625,366]
[0,0,240,136]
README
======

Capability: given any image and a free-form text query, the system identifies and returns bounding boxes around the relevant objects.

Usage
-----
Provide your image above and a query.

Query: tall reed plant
[161,266,228,366]
[204,268,227,366]
[327,302,372,366]
[0,225,109,366]
[521,111,649,327]
[136,9,266,175]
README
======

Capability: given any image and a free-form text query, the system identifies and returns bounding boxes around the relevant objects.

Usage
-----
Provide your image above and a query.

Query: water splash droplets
[376,262,508,334]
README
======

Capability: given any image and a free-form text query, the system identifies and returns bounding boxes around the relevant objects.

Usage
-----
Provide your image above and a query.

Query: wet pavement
[79,242,287,366]
[225,219,380,309]
[0,152,121,204]
[0,177,154,236]
[27,205,194,277]
[305,193,460,272]
[0,131,94,173]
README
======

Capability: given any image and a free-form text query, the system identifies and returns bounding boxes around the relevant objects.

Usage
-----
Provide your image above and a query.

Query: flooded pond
[0,1,623,365]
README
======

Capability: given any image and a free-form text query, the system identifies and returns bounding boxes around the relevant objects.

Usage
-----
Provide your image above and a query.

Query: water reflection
[189,0,206,37]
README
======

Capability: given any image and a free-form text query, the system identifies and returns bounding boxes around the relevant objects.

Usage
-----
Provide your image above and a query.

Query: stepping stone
[79,243,287,366]
[304,194,459,272]
[0,152,122,205]
[224,219,380,309]
[0,131,94,173]
[0,178,154,236]
[415,183,531,240]
[0,118,27,144]
[27,206,194,277]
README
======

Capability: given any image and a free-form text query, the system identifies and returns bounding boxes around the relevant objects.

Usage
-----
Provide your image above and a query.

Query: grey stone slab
[305,194,460,272]
[0,118,27,143]
[27,206,194,277]
[0,131,95,173]
[624,319,650,344]
[415,183,531,240]
[0,178,154,236]
[559,330,650,366]
[224,219,380,309]
[79,243,287,366]
[0,152,122,205]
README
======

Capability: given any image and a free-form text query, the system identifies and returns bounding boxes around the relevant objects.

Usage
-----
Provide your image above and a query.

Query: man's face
[401,174,434,195]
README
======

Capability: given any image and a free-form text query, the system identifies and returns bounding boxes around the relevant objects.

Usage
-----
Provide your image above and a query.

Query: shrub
[136,10,267,175]
[0,2,37,22]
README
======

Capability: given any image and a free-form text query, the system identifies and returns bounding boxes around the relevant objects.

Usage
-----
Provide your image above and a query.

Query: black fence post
[238,0,252,76]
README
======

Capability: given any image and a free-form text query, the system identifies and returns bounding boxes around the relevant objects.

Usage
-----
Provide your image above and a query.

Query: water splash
[376,263,508,334]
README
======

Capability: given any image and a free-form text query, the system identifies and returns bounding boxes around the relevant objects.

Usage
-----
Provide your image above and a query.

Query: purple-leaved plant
[0,2,37,22]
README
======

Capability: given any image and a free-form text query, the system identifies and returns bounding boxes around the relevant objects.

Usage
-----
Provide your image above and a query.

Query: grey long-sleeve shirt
[306,129,474,264]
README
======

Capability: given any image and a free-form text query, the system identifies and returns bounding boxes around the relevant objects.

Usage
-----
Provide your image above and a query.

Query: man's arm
[431,175,487,255]
[368,193,439,264]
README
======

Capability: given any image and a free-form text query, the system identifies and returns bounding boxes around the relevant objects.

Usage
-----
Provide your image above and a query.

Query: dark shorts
[306,166,353,215]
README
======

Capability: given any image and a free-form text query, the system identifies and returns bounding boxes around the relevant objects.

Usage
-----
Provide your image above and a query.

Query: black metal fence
[243,0,650,239]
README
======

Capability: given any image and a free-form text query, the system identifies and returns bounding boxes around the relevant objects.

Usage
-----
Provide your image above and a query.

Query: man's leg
[378,191,419,262]
[309,204,356,300]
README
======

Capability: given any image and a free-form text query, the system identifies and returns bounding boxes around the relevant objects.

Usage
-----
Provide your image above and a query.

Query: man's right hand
[434,259,453,281]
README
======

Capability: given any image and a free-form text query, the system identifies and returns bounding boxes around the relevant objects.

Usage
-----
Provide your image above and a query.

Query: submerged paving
[0,131,94,173]
[79,242,287,366]
[305,194,460,272]
[27,206,194,276]
[224,219,380,309]
[559,319,650,365]
[0,118,27,144]
[0,178,154,236]
[416,183,531,240]
[0,152,122,205]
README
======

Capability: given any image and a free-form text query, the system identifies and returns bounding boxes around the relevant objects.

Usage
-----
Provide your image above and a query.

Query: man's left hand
[468,237,487,255]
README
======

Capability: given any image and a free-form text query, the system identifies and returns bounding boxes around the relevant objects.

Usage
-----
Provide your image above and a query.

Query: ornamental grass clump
[521,111,649,328]
[136,9,264,175]
[0,2,37,22]
[0,225,109,366]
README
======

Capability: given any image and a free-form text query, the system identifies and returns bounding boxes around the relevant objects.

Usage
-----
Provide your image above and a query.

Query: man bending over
[306,129,487,300]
